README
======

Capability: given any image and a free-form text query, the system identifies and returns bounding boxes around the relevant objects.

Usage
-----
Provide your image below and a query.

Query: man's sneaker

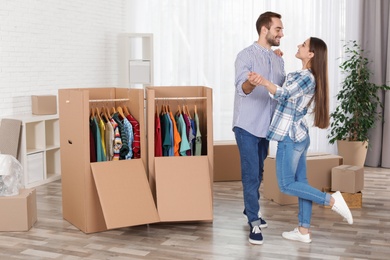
[249,225,263,245]
[282,227,312,243]
[331,191,353,224]
[259,218,268,228]
[243,210,268,228]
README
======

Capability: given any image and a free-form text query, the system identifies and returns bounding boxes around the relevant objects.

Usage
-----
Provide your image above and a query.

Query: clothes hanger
[176,104,182,116]
[117,106,125,119]
[123,105,130,117]
[95,107,102,121]
[185,104,191,119]
[105,106,111,119]
[101,106,109,122]
[90,107,95,120]
[111,106,117,115]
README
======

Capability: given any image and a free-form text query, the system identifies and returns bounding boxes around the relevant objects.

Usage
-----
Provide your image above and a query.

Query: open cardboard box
[59,88,159,233]
[146,86,214,222]
[263,153,343,205]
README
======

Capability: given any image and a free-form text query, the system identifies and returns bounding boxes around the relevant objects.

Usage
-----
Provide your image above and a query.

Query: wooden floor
[0,167,389,260]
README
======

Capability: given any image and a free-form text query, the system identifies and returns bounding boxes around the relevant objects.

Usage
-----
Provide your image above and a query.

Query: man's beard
[266,33,280,47]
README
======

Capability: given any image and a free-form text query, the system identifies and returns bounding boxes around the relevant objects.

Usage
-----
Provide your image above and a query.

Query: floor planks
[0,166,389,259]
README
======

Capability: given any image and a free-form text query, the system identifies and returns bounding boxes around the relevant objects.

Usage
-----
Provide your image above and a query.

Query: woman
[248,37,353,243]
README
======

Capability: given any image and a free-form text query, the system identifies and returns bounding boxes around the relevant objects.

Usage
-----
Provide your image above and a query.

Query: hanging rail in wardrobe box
[146,86,214,222]
[59,87,159,234]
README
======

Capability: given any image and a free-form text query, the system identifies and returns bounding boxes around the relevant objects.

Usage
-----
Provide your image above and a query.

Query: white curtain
[125,0,361,155]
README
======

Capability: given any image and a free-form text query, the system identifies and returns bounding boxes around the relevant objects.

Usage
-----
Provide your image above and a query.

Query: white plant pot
[337,140,368,167]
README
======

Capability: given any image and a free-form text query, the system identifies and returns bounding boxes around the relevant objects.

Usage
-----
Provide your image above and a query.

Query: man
[233,11,285,245]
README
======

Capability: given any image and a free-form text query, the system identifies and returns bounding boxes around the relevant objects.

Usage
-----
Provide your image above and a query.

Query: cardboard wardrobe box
[0,188,37,231]
[32,95,57,115]
[331,165,364,193]
[146,86,214,222]
[59,88,159,234]
[213,140,241,181]
[263,153,343,205]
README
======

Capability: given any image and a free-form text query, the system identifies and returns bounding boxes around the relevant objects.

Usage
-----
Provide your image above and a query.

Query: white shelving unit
[3,114,61,188]
[118,33,153,88]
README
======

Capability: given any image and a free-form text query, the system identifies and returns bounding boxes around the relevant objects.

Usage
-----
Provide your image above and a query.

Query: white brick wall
[0,0,124,116]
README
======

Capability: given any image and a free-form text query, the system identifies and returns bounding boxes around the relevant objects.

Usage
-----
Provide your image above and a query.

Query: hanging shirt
[126,113,141,159]
[110,118,121,160]
[175,112,191,156]
[92,117,105,162]
[123,117,134,160]
[155,111,163,157]
[169,111,181,156]
[105,119,114,161]
[112,113,129,160]
[98,117,107,158]
[182,113,193,156]
[194,112,202,156]
[89,122,97,162]
[160,112,172,156]
[165,113,174,156]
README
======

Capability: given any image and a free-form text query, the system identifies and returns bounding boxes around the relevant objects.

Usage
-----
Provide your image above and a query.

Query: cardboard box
[213,140,241,181]
[331,165,364,193]
[0,188,37,231]
[32,95,57,115]
[59,88,159,233]
[263,153,343,205]
[323,188,362,208]
[146,86,214,222]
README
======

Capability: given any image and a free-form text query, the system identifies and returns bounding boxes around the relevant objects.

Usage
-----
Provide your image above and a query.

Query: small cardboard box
[323,188,362,208]
[32,95,57,115]
[213,141,241,181]
[331,165,364,193]
[263,153,343,205]
[0,188,37,231]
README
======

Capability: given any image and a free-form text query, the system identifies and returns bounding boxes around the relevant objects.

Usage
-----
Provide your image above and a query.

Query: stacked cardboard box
[213,141,241,182]
[330,165,364,208]
[263,153,343,205]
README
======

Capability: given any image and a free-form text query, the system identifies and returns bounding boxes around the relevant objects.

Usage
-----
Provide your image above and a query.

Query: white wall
[0,0,124,116]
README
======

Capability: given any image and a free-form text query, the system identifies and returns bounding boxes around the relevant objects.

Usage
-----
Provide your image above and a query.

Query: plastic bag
[0,154,23,196]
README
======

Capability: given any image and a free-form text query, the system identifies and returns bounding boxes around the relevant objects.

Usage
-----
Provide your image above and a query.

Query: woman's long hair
[309,37,330,129]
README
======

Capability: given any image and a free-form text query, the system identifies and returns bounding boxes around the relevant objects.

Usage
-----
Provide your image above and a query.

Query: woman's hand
[274,48,284,57]
[247,72,269,87]
[247,72,276,94]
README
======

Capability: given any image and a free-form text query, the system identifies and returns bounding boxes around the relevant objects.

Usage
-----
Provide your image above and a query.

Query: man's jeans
[234,127,269,226]
[276,135,331,228]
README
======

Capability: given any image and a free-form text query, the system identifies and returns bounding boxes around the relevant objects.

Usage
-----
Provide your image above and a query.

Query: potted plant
[328,40,390,166]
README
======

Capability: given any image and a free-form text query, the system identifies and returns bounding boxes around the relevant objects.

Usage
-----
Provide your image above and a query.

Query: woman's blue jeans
[234,127,269,226]
[276,135,331,228]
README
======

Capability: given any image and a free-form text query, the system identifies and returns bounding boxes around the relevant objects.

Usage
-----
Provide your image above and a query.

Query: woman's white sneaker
[282,227,311,243]
[331,191,353,224]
